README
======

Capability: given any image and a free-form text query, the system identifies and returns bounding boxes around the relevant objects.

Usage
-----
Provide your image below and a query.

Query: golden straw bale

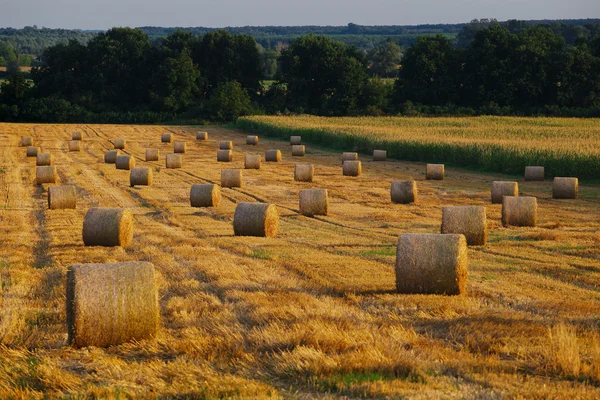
[295,164,314,182]
[104,150,121,164]
[245,154,261,169]
[130,167,153,187]
[217,149,233,162]
[72,132,82,140]
[66,261,159,348]
[145,148,159,161]
[426,164,444,180]
[221,169,243,188]
[36,152,53,166]
[395,233,468,295]
[491,181,518,204]
[373,150,387,161]
[391,180,417,204]
[219,140,233,150]
[48,185,76,210]
[166,153,183,168]
[36,166,57,185]
[343,160,362,176]
[196,131,208,140]
[69,140,81,152]
[265,149,282,162]
[21,136,33,146]
[246,135,258,145]
[292,145,305,156]
[26,146,40,157]
[502,196,537,227]
[524,166,544,181]
[233,203,279,237]
[161,133,172,143]
[290,136,302,145]
[116,155,135,170]
[173,141,187,154]
[114,138,126,150]
[342,152,358,164]
[552,177,578,199]
[190,184,221,207]
[299,188,328,217]
[82,208,134,247]
[441,206,487,246]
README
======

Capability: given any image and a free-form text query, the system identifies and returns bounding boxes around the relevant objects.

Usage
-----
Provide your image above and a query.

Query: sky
[1,0,599,29]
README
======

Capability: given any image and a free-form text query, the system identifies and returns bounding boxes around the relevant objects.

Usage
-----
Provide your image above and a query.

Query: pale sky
[1,0,599,29]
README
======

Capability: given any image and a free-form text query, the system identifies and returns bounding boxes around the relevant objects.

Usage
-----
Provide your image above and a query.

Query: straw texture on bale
[116,155,135,170]
[290,136,302,145]
[145,148,159,161]
[292,145,305,156]
[161,133,172,143]
[552,177,578,199]
[166,153,183,168]
[299,188,328,217]
[391,180,417,204]
[173,141,187,154]
[265,149,282,162]
[246,135,258,145]
[233,203,279,237]
[395,233,468,295]
[72,132,82,140]
[502,196,537,227]
[441,206,487,246]
[130,167,153,187]
[491,181,518,204]
[244,154,261,169]
[524,166,544,181]
[36,166,57,185]
[217,149,233,162]
[83,208,134,247]
[295,164,314,182]
[342,152,358,164]
[48,185,77,210]
[66,262,159,348]
[343,160,362,176]
[426,164,444,180]
[219,140,233,150]
[114,138,126,150]
[104,150,121,164]
[221,169,243,188]
[190,184,221,207]
[196,131,208,140]
[36,152,53,166]
[26,146,40,157]
[69,140,81,152]
[373,150,387,161]
[21,136,33,147]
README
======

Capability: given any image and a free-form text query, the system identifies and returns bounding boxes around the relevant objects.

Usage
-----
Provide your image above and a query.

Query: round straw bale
[221,169,243,188]
[36,152,53,166]
[290,136,302,145]
[552,177,578,199]
[145,148,159,161]
[391,180,417,204]
[130,167,153,187]
[190,184,221,207]
[36,166,57,185]
[161,133,172,143]
[104,150,121,164]
[166,153,183,169]
[116,155,135,170]
[246,135,258,145]
[69,140,81,152]
[48,185,77,210]
[501,196,537,227]
[491,181,518,204]
[524,166,544,181]
[292,145,306,156]
[299,188,328,217]
[441,206,487,246]
[395,233,468,295]
[219,140,233,150]
[342,152,358,164]
[114,138,126,150]
[72,132,82,141]
[21,136,33,147]
[295,164,314,182]
[343,160,362,177]
[196,131,208,140]
[373,150,387,161]
[265,149,282,162]
[217,149,233,162]
[26,146,40,157]
[233,203,279,237]
[66,261,159,348]
[83,208,134,247]
[245,154,261,169]
[173,141,187,154]
[426,164,444,180]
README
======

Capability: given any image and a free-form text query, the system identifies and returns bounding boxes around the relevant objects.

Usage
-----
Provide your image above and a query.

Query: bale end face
[36,166,57,185]
[292,145,306,156]
[82,208,134,247]
[217,150,233,162]
[524,166,544,181]
[48,185,77,210]
[114,138,126,150]
[69,141,81,152]
[426,164,444,180]
[190,184,222,207]
[166,153,183,169]
[130,167,153,187]
[26,146,40,157]
[173,142,187,154]
[104,150,121,164]
[145,149,159,162]
[116,155,135,170]
[441,206,487,246]
[233,203,279,237]
[373,150,387,161]
[244,154,261,169]
[294,164,314,182]
[219,141,233,150]
[491,181,518,204]
[196,132,208,140]
[290,136,302,145]
[161,133,172,143]
[342,160,362,177]
[221,169,243,188]
[391,180,417,204]
[501,196,537,227]
[246,135,258,145]
[265,149,282,162]
[36,153,54,166]
[552,177,578,199]
[299,189,328,217]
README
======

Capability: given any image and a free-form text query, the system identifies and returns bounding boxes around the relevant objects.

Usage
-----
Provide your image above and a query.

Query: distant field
[0,66,33,72]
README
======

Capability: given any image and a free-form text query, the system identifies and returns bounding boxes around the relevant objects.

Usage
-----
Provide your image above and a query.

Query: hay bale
[166,153,183,169]
[217,150,233,162]
[114,138,126,150]
[116,155,135,170]
[26,146,40,157]
[502,196,537,227]
[441,206,487,246]
[245,154,261,169]
[342,152,358,164]
[69,140,81,152]
[173,141,187,154]
[83,207,134,247]
[130,167,153,187]
[190,184,221,207]
[66,261,159,348]
[246,135,258,145]
[524,166,544,181]
[391,180,417,204]
[72,132,82,141]
[221,169,242,188]
[104,150,121,164]
[145,148,159,161]
[265,149,282,162]
[48,185,76,210]
[295,164,314,182]
[343,160,362,177]
[21,136,33,147]
[491,181,518,204]
[36,166,57,185]
[299,188,328,217]
[233,203,279,237]
[373,150,387,161]
[395,233,468,295]
[290,136,302,145]
[36,152,54,166]
[219,140,233,150]
[426,164,444,180]
[553,177,578,199]
[161,133,172,143]
[292,145,305,156]
[196,131,208,140]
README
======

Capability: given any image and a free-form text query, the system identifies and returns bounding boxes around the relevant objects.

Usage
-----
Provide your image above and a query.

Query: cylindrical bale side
[166,153,183,169]
[116,155,135,170]
[395,233,468,295]
[48,185,77,210]
[233,203,279,237]
[27,146,40,157]
[69,140,81,152]
[426,164,444,180]
[21,136,33,147]
[219,140,233,150]
[524,166,544,181]
[36,166,57,185]
[221,169,243,188]
[342,152,358,164]
[292,145,306,156]
[104,150,121,164]
[373,150,387,161]
[130,167,153,187]
[246,135,258,145]
[491,181,518,204]
[391,180,417,204]
[342,160,362,177]
[294,164,314,182]
[114,138,126,150]
[501,196,537,227]
[265,149,282,162]
[36,152,54,166]
[196,131,208,140]
[552,177,578,199]
[245,154,261,169]
[161,133,172,143]
[441,206,487,246]
[190,184,222,207]
[290,136,302,145]
[145,148,159,162]
[173,141,187,154]
[299,188,328,217]
[72,132,82,141]
[82,208,134,247]
[66,261,159,348]
[217,150,233,162]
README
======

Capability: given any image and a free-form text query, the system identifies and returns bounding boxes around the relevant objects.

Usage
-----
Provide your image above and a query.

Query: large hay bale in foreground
[395,233,468,295]
[245,154,261,169]
[552,177,578,199]
[343,160,361,177]
[221,169,242,188]
[233,203,279,237]
[130,167,153,187]
[265,149,282,162]
[166,153,183,168]
[26,146,40,157]
[21,136,33,147]
[114,138,126,150]
[217,150,233,162]
[66,261,159,348]
[290,136,302,145]
[48,185,77,210]
[36,152,53,166]
[190,184,221,207]
[173,141,187,154]
[441,206,487,246]
[69,140,81,152]
[219,140,233,150]
[373,150,387,161]
[295,164,314,182]
[104,150,121,164]
[72,132,82,141]
[299,189,328,217]
[491,181,518,204]
[502,196,537,227]
[246,135,258,145]
[145,148,159,161]
[161,133,172,143]
[196,131,208,141]
[116,155,135,170]
[524,166,544,181]
[426,164,444,180]
[342,152,358,164]
[83,208,134,247]
[36,166,57,185]
[292,145,305,156]
[391,180,417,204]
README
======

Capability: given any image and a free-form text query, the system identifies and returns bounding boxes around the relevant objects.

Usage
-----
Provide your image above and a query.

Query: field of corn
[0,121,599,398]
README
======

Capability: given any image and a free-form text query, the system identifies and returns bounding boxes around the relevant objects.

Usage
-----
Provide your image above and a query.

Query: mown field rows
[0,122,599,398]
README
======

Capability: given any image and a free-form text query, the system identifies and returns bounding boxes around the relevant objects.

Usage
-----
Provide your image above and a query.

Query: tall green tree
[367,41,402,78]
